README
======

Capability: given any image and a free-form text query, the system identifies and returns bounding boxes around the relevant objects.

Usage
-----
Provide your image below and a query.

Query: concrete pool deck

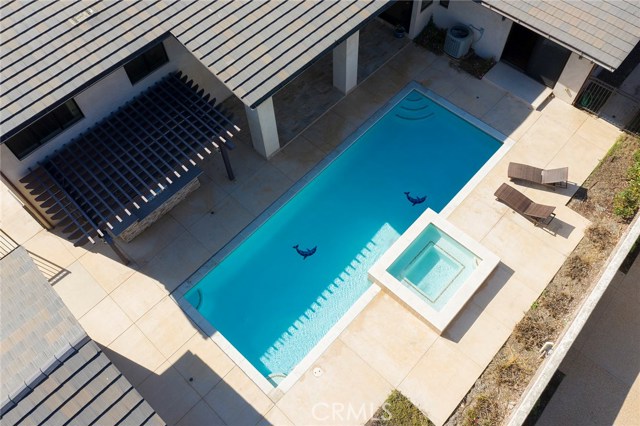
[1,41,622,425]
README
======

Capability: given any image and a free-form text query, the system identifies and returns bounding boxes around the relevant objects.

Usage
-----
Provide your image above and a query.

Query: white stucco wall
[431,0,512,60]
[1,36,232,184]
[408,1,436,39]
[553,52,595,104]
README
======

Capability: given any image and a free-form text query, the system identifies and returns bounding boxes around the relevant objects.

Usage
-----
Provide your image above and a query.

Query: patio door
[502,23,571,88]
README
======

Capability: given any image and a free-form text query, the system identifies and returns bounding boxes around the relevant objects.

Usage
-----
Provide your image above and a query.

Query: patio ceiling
[19,71,240,247]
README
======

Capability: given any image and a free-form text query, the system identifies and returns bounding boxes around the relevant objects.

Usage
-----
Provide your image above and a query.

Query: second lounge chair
[508,162,568,188]
[495,183,556,226]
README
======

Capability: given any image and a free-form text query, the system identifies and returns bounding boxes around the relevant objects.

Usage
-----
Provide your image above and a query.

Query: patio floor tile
[205,366,273,426]
[140,231,211,292]
[302,110,360,153]
[22,229,82,269]
[53,260,107,318]
[138,362,201,425]
[257,406,295,426]
[387,43,438,80]
[1,185,44,245]
[177,400,226,426]
[278,340,392,425]
[169,334,236,398]
[78,296,132,346]
[271,135,327,182]
[471,264,537,329]
[118,214,186,265]
[447,190,507,242]
[77,240,136,294]
[398,338,483,426]
[481,93,540,141]
[573,116,622,151]
[446,78,507,118]
[339,292,439,387]
[441,303,512,367]
[169,178,230,229]
[105,324,165,386]
[136,297,198,358]
[111,271,167,322]
[230,163,294,216]
[481,215,566,294]
[187,196,255,253]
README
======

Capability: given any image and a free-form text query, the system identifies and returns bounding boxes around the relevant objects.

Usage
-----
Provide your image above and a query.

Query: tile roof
[0,247,164,425]
[482,0,640,72]
[0,0,388,139]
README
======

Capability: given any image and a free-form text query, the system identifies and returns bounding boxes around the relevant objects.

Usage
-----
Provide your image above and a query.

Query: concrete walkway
[1,40,622,426]
[536,257,640,426]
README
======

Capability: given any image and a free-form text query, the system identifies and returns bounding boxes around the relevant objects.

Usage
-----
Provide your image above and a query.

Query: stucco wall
[1,36,232,184]
[553,52,595,103]
[432,0,512,60]
[408,1,436,39]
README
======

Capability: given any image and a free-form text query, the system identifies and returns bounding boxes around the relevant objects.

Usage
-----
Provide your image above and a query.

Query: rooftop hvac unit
[444,25,473,58]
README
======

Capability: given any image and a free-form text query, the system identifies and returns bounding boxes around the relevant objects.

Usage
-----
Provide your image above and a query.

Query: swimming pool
[184,84,502,385]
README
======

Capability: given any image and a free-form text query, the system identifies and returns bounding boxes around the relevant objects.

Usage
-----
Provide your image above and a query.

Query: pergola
[20,72,239,253]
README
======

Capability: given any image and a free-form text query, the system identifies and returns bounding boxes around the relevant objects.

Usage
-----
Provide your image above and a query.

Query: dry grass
[514,310,556,351]
[367,390,434,426]
[540,290,575,319]
[563,254,592,282]
[463,394,502,426]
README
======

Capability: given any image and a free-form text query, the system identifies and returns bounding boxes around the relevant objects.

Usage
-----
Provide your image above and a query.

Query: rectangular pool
[183,84,503,386]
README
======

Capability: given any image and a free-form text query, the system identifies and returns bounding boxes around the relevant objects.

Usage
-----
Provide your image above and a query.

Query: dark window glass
[440,0,450,7]
[421,0,433,11]
[5,99,83,159]
[124,43,169,84]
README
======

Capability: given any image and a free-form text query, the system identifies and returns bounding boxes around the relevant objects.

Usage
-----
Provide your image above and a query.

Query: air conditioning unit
[444,25,473,58]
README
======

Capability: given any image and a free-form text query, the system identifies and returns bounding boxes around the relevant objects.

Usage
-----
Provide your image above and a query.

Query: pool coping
[368,208,501,334]
[174,81,516,399]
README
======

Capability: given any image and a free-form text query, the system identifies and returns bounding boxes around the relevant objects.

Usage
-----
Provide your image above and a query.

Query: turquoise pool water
[185,87,501,381]
[387,224,479,311]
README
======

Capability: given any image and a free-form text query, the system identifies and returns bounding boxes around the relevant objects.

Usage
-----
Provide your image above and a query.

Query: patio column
[333,31,359,94]
[245,97,280,158]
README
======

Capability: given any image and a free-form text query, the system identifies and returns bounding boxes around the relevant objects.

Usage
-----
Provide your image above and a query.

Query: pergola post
[333,31,359,94]
[245,97,280,158]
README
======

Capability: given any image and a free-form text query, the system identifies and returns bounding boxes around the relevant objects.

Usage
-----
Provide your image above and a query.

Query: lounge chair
[508,162,568,188]
[495,183,556,226]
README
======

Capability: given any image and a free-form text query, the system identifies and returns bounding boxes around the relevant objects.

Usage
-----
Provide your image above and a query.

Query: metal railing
[575,76,640,136]
[0,229,19,260]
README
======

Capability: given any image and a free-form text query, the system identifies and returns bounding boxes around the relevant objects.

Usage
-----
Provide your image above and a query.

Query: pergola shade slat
[20,71,239,246]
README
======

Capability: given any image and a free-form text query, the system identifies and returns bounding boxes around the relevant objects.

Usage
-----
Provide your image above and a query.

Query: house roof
[482,0,640,72]
[0,247,163,425]
[0,0,388,140]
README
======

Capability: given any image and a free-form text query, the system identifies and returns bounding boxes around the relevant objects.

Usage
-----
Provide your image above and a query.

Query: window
[124,43,169,84]
[421,0,433,11]
[6,99,83,159]
[440,0,450,7]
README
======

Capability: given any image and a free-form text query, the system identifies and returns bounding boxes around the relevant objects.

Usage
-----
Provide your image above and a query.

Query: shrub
[564,254,591,282]
[584,223,613,251]
[464,394,501,426]
[415,17,447,55]
[614,147,640,221]
[368,390,433,426]
[514,310,556,351]
[496,353,529,388]
[457,50,496,79]
[541,291,574,319]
